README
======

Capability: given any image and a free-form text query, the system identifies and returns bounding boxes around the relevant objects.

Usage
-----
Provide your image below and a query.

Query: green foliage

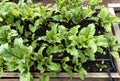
[96,61,107,71]
[0,25,18,44]
[0,0,120,81]
[39,75,49,81]
[53,6,94,24]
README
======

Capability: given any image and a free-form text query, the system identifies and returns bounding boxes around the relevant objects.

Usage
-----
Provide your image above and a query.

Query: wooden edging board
[0,4,120,80]
[1,72,120,78]
[108,3,120,75]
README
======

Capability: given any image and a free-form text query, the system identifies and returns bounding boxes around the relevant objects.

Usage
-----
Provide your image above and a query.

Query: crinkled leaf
[96,35,108,47]
[14,38,24,48]
[46,44,64,55]
[66,47,78,57]
[52,15,63,21]
[98,8,108,20]
[82,9,94,19]
[0,25,18,44]
[85,48,95,61]
[87,39,97,53]
[48,62,61,72]
[0,44,13,61]
[79,24,95,39]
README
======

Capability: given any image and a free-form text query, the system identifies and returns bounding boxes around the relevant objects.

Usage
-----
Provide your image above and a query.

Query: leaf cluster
[0,0,120,81]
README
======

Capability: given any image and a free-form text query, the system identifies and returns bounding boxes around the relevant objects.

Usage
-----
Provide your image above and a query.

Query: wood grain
[0,78,111,81]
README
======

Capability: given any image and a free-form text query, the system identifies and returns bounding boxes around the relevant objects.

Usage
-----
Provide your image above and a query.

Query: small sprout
[96,61,107,72]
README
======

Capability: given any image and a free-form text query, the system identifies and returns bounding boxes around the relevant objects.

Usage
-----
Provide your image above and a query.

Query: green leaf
[87,39,97,53]
[52,15,63,21]
[78,72,84,80]
[82,9,94,19]
[48,62,61,72]
[110,16,120,23]
[97,47,103,53]
[111,44,120,51]
[29,24,37,33]
[38,46,46,56]
[78,50,88,63]
[46,44,64,55]
[0,68,3,77]
[0,44,13,61]
[37,63,45,73]
[68,25,80,36]
[26,0,32,4]
[79,24,95,39]
[111,51,119,59]
[20,72,33,81]
[14,38,24,48]
[0,25,18,44]
[96,35,108,47]
[39,75,49,81]
[18,0,25,7]
[89,0,102,5]
[13,10,20,17]
[58,25,68,39]
[62,57,70,62]
[78,68,87,80]
[85,48,95,61]
[98,8,108,20]
[110,36,118,44]
[66,47,78,57]
[0,17,3,21]
[44,23,61,43]
[62,63,73,78]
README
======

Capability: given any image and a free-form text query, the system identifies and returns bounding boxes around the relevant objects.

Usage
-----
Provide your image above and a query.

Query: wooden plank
[108,3,120,11]
[108,3,120,8]
[99,0,110,7]
[108,7,120,43]
[1,72,120,78]
[110,0,120,3]
[0,78,110,81]
[108,4,120,74]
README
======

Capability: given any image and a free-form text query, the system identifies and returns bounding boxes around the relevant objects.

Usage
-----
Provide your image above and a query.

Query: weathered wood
[108,7,120,43]
[1,72,120,78]
[110,0,120,3]
[108,3,120,8]
[108,3,120,75]
[108,3,120,11]
[0,78,110,81]
[0,3,120,80]
[99,0,111,6]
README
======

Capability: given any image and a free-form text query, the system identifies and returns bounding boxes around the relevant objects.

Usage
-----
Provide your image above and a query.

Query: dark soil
[115,11,120,18]
[83,61,114,72]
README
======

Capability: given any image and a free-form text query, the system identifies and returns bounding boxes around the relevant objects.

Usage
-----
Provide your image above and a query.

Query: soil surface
[115,11,120,18]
